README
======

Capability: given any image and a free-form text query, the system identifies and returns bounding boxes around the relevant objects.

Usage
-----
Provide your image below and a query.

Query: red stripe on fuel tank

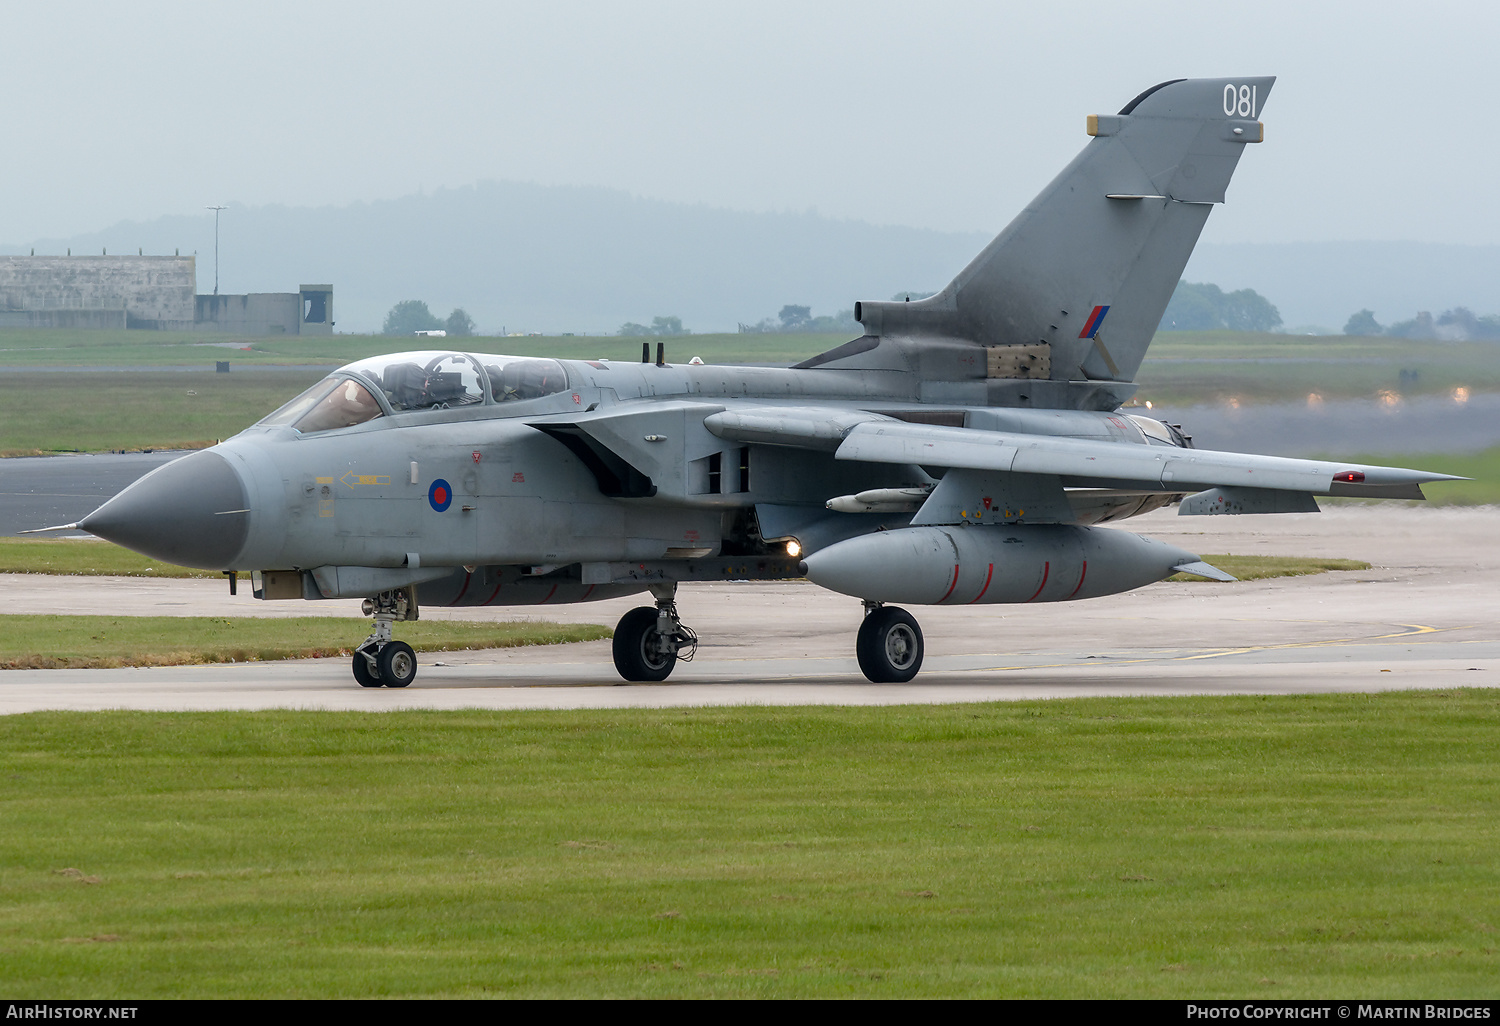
[448,570,473,606]
[968,563,995,604]
[939,564,960,603]
[540,583,558,604]
[1068,561,1088,599]
[1026,561,1051,602]
[483,582,504,605]
[581,584,595,601]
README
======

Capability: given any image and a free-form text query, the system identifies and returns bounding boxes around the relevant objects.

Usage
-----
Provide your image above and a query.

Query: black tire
[612,606,677,682]
[377,641,418,688]
[856,606,924,683]
[353,651,382,687]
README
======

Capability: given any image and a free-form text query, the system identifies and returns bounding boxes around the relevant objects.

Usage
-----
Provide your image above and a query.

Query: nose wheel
[856,602,924,682]
[351,587,419,688]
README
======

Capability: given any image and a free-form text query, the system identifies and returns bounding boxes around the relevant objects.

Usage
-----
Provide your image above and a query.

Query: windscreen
[255,351,572,435]
[257,376,385,434]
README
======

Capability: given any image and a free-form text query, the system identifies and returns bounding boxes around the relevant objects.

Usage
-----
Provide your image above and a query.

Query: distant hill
[2,183,988,335]
[8,186,1496,336]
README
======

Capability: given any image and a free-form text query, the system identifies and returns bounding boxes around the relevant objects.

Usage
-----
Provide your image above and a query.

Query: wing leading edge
[834,421,1460,500]
[705,406,1461,512]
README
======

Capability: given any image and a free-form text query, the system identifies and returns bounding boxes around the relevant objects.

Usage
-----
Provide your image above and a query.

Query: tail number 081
[1223,83,1258,119]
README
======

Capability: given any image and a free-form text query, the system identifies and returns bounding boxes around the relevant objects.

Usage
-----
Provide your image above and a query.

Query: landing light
[785,540,802,558]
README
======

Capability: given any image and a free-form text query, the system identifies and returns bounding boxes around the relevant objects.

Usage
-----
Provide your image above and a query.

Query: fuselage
[83,348,1184,580]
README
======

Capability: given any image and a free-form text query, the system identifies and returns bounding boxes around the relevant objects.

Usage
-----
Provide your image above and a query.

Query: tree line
[1344,307,1500,340]
[382,300,475,336]
[1158,281,1281,332]
[385,286,1498,342]
[737,293,933,334]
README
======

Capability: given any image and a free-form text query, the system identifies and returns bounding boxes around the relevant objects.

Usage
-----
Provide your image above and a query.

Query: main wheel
[353,651,382,687]
[377,641,418,688]
[612,606,677,682]
[856,606,924,683]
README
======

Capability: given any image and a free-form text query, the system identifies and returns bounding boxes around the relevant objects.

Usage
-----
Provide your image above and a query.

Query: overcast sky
[6,0,1498,248]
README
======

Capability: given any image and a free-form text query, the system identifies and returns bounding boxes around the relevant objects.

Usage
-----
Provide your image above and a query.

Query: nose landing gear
[352,587,419,688]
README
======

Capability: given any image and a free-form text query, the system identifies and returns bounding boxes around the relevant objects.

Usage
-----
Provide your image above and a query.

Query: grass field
[0,616,611,670]
[2,328,1495,506]
[1135,332,1500,405]
[3,326,1499,398]
[1165,555,1369,582]
[1,695,1495,998]
[0,369,325,455]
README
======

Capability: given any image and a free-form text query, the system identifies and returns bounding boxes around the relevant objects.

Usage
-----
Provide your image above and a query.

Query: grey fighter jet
[72,77,1458,687]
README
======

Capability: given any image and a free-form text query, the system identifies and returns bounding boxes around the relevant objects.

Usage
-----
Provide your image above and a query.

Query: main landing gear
[856,601,924,683]
[612,583,698,682]
[352,587,419,688]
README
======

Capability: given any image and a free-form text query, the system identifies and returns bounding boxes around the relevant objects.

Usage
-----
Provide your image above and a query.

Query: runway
[1,505,1495,713]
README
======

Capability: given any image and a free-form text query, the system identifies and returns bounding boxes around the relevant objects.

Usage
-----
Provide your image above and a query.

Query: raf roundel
[428,478,453,512]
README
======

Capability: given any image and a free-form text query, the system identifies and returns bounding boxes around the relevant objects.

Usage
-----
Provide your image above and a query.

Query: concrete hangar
[0,254,332,336]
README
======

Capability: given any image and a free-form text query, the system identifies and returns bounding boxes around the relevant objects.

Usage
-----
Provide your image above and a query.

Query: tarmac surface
[0,450,182,535]
[1,505,1495,713]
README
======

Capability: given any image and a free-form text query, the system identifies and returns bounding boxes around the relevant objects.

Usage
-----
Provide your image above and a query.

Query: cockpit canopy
[256,352,570,435]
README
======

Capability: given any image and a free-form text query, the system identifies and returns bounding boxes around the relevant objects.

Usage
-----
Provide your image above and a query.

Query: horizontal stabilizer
[1172,561,1237,582]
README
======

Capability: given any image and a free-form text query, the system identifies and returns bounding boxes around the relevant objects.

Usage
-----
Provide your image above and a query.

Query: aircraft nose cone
[79,449,250,569]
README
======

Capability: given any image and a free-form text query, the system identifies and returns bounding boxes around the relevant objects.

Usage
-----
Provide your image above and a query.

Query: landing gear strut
[612,583,697,682]
[856,600,924,683]
[352,586,419,688]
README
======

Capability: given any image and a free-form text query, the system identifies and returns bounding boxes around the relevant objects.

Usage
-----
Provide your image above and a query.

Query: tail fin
[832,78,1274,402]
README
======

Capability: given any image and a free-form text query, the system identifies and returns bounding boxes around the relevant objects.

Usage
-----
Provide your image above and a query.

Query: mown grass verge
[0,694,1496,998]
[0,616,610,670]
[1166,554,1370,582]
[0,539,221,578]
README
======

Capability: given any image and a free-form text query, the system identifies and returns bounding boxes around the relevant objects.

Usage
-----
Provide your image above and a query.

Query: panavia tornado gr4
[71,77,1458,687]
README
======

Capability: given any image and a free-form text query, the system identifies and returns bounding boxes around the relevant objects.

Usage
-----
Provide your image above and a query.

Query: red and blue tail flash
[1078,305,1110,339]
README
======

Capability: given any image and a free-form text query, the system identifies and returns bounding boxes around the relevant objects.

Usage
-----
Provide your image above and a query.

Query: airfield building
[195,285,333,336]
[0,254,196,330]
[0,255,332,335]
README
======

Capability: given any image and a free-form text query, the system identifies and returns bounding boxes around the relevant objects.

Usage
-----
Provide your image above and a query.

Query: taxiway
[0,505,1493,713]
